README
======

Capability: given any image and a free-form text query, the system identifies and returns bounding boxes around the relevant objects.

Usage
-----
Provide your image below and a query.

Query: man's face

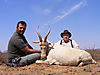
[16,23,26,35]
[63,34,69,43]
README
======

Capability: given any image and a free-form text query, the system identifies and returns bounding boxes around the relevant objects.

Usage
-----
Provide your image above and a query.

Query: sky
[0,0,100,52]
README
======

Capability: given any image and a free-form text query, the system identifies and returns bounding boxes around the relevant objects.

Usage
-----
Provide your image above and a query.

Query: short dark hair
[17,21,27,28]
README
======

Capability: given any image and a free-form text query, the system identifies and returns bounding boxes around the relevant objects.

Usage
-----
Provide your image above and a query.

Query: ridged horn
[37,25,42,42]
[44,25,50,42]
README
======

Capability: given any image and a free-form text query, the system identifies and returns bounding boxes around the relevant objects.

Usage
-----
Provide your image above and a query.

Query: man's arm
[72,40,80,49]
[26,43,33,49]
[21,46,41,53]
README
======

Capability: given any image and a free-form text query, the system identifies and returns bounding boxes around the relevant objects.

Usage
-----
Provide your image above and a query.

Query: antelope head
[33,25,50,60]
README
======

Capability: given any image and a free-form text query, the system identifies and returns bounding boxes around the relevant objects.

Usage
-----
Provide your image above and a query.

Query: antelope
[34,26,96,66]
[33,26,52,60]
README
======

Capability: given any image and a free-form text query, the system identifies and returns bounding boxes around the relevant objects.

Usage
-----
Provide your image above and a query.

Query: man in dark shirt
[7,21,41,66]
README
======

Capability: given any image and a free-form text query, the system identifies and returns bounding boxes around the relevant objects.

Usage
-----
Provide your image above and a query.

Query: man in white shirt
[55,30,79,49]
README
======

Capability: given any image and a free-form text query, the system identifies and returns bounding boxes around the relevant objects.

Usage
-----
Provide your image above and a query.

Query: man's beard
[18,31,24,35]
[64,38,69,43]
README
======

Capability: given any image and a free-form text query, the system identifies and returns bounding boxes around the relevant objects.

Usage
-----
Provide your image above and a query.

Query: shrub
[0,52,7,64]
[86,49,100,61]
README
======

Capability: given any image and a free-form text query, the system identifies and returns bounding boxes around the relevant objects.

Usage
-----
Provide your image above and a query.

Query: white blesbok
[34,26,96,66]
[33,26,53,60]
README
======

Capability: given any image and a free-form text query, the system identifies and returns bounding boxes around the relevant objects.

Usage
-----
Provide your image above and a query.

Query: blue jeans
[19,53,41,66]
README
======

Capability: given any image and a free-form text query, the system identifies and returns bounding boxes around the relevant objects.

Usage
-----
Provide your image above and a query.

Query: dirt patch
[0,61,100,75]
[0,49,100,75]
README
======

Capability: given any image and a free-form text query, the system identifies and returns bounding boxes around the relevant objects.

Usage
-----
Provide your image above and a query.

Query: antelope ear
[33,41,40,43]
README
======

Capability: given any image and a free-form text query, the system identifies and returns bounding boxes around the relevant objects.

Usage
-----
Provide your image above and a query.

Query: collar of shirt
[62,39,70,43]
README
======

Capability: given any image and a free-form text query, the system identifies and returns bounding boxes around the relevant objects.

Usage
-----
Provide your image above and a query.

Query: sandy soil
[0,49,100,75]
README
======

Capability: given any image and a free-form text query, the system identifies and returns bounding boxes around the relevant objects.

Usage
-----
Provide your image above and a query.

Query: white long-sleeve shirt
[54,39,80,49]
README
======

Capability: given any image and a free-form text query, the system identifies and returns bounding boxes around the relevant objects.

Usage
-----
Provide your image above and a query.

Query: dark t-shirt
[8,32,28,62]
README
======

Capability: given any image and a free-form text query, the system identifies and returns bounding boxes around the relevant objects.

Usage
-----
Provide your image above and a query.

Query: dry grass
[0,52,7,64]
[86,49,100,61]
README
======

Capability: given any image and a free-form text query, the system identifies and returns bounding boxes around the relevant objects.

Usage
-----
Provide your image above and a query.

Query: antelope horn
[37,25,42,42]
[44,25,50,42]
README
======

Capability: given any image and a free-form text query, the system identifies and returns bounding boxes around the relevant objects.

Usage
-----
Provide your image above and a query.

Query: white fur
[36,45,96,66]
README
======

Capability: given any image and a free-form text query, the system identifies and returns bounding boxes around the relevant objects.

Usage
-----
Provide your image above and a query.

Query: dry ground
[0,49,100,75]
